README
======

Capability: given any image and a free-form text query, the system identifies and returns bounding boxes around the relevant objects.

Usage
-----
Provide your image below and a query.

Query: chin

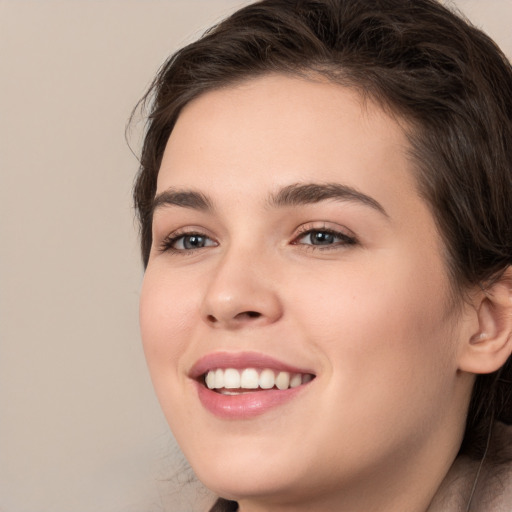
[184,441,309,502]
[196,463,302,504]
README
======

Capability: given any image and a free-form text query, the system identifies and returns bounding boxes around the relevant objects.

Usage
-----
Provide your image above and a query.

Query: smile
[190,352,316,419]
[204,368,314,393]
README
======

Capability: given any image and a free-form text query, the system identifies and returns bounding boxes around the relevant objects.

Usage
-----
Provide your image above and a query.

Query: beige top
[429,423,512,512]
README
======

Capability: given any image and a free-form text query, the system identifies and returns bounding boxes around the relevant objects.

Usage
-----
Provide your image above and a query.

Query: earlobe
[458,267,512,375]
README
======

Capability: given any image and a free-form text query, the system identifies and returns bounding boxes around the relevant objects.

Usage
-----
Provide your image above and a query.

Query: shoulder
[429,422,512,512]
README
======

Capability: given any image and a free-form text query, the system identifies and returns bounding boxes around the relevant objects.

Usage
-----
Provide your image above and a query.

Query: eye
[293,228,356,249]
[159,232,217,252]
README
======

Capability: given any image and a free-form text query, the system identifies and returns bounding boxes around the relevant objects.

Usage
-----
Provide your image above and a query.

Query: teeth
[203,368,313,391]
[302,374,313,384]
[259,369,275,389]
[289,373,302,388]
[240,368,259,389]
[205,371,216,389]
[224,368,241,389]
[214,368,224,389]
[275,371,290,390]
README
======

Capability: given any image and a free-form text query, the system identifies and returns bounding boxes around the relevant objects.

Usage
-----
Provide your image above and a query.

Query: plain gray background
[1,1,510,511]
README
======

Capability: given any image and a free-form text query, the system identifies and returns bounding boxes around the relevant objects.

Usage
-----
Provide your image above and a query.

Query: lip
[189,351,314,378]
[189,351,315,419]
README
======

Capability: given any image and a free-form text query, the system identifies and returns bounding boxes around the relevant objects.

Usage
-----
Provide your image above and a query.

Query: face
[140,75,473,509]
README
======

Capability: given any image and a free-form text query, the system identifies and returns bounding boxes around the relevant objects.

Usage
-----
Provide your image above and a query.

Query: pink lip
[189,351,315,420]
[189,351,313,378]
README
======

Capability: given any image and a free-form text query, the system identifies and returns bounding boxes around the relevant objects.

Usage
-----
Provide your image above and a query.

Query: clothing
[429,422,512,511]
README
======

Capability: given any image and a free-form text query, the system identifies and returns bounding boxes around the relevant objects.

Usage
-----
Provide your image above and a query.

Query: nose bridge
[201,240,282,328]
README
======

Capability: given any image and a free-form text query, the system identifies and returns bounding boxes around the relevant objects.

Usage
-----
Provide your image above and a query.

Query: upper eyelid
[157,225,216,241]
[293,222,357,239]
[296,227,353,238]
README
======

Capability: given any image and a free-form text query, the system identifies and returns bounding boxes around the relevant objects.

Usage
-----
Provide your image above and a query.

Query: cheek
[283,258,459,464]
[293,252,449,337]
[139,268,198,390]
[290,254,456,404]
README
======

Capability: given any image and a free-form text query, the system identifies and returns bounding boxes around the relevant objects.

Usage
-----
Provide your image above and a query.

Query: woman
[133,0,512,510]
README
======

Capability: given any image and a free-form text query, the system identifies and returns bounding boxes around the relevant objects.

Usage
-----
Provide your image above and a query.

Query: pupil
[184,235,205,249]
[312,231,334,245]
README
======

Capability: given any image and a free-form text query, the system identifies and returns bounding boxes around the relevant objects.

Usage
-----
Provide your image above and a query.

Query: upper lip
[189,351,316,380]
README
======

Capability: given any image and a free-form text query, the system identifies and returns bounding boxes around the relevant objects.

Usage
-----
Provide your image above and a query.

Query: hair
[132,0,512,471]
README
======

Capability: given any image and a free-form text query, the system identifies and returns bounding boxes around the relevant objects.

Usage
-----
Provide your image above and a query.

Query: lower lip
[194,381,308,419]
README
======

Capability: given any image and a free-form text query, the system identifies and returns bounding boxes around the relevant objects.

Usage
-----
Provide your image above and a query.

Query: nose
[200,247,283,330]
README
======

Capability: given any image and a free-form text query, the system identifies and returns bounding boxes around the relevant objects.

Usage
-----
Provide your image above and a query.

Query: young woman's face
[140,75,474,509]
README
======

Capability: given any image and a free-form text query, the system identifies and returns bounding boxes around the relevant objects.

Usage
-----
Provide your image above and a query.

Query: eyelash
[292,226,357,250]
[158,230,217,254]
[158,226,357,254]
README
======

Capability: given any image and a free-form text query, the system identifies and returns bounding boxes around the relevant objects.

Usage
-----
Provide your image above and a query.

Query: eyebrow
[152,188,213,213]
[151,182,387,217]
[268,182,388,217]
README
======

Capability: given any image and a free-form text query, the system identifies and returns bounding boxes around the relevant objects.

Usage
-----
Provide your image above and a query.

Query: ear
[458,267,512,375]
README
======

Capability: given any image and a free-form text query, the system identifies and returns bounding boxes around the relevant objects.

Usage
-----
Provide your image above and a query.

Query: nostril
[205,310,263,325]
[235,310,262,320]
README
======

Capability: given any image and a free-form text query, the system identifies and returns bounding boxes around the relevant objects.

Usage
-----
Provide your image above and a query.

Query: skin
[139,74,481,511]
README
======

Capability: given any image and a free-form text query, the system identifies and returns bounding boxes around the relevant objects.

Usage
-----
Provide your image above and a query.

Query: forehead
[157,74,417,207]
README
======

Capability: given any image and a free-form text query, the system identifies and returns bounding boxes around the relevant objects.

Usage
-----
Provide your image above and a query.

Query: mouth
[202,368,314,394]
[190,352,316,418]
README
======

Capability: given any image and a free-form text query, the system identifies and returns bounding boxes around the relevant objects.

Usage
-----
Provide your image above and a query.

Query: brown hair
[133,0,512,460]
